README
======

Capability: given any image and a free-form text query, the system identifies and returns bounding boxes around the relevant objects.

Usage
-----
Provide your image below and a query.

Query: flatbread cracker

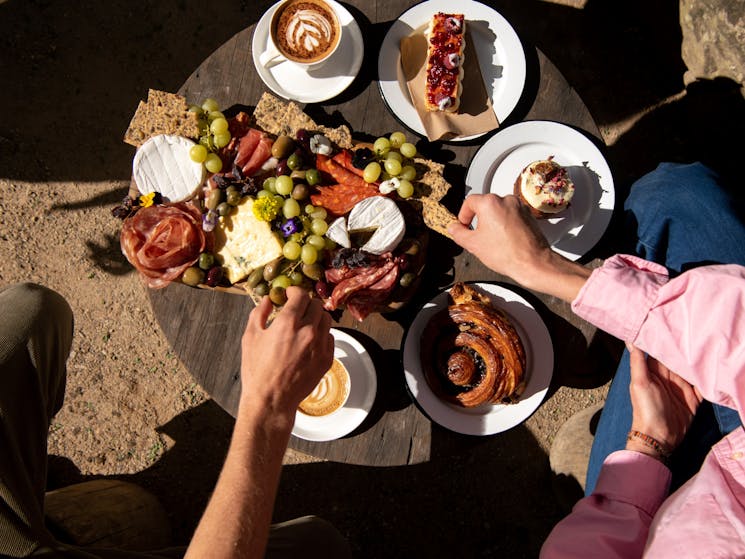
[419,197,457,239]
[124,89,200,147]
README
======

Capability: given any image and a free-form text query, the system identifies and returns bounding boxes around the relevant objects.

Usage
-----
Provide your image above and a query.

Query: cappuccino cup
[299,358,350,417]
[259,0,342,70]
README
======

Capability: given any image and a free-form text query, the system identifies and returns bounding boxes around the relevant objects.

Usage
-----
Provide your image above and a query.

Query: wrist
[626,429,671,463]
[519,251,591,302]
[237,390,296,434]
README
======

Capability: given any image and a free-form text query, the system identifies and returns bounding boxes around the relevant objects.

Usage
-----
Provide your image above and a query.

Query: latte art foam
[298,358,350,416]
[274,1,339,63]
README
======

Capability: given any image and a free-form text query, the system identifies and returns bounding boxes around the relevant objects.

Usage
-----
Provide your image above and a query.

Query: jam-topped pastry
[424,13,466,113]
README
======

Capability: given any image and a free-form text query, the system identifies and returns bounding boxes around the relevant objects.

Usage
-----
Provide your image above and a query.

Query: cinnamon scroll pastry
[420,283,527,407]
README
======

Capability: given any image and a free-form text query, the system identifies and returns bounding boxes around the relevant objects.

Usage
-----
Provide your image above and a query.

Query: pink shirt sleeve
[571,255,745,415]
[542,255,745,558]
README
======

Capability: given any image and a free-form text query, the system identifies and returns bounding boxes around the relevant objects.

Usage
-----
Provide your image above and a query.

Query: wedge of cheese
[214,198,284,284]
[347,196,405,255]
[132,134,205,202]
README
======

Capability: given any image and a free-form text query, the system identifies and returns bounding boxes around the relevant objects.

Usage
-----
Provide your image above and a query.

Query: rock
[680,0,745,88]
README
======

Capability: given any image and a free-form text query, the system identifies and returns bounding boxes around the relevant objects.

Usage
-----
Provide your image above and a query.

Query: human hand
[239,287,334,418]
[447,194,590,301]
[627,343,702,459]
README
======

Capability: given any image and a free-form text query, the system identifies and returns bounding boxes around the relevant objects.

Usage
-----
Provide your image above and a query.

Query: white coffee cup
[259,0,343,71]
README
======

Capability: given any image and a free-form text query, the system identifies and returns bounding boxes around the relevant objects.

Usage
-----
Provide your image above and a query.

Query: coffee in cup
[299,358,350,416]
[260,0,342,69]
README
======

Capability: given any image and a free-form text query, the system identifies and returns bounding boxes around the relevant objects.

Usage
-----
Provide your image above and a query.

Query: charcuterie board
[116,91,458,321]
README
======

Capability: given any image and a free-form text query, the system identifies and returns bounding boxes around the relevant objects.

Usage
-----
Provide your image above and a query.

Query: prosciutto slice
[121,202,207,288]
[234,128,273,177]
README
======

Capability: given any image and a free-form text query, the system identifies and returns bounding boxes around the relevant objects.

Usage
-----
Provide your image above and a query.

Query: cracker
[123,89,200,147]
[420,197,457,239]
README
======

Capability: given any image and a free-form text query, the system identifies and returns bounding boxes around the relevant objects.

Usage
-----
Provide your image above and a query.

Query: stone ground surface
[1,0,743,557]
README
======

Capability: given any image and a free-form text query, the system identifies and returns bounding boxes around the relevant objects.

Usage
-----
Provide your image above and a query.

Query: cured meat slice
[234,128,273,176]
[310,183,380,216]
[317,154,367,188]
[332,150,366,179]
[345,264,401,321]
[120,202,207,289]
[324,259,397,310]
[234,128,262,169]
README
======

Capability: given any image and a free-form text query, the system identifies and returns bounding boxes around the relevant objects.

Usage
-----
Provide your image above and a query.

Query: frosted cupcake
[513,157,575,218]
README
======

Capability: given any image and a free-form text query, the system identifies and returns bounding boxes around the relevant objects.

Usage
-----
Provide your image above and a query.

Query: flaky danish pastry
[420,283,527,407]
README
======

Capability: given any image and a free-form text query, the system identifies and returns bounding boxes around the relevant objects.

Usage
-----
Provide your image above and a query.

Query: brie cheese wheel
[347,196,405,255]
[325,216,351,249]
[214,198,284,284]
[133,134,205,202]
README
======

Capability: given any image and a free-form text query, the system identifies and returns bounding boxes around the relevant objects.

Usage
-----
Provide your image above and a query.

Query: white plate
[465,120,615,260]
[292,328,377,442]
[402,283,553,436]
[251,0,364,104]
[378,0,526,141]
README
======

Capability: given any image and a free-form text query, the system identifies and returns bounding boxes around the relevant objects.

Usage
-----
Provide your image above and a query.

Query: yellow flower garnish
[139,192,157,208]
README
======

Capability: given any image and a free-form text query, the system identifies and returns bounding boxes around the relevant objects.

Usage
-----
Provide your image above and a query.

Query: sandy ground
[1,0,743,557]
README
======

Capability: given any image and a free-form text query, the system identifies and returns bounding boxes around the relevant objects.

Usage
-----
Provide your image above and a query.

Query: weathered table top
[148,0,605,466]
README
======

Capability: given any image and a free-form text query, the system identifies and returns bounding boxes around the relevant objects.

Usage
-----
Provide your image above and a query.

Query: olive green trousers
[0,283,351,558]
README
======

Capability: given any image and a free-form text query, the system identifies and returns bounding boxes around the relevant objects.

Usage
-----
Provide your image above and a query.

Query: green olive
[181,266,204,286]
[246,267,265,288]
[399,272,416,288]
[217,202,231,216]
[263,258,283,282]
[206,189,222,211]
[287,153,302,170]
[301,262,323,281]
[253,282,269,297]
[305,168,320,186]
[291,183,309,200]
[226,185,239,196]
[271,135,295,159]
[226,190,242,206]
[198,252,215,270]
[269,286,288,306]
[403,239,421,256]
[290,169,307,181]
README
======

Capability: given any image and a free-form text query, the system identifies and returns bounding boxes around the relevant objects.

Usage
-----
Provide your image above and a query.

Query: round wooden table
[149,0,606,466]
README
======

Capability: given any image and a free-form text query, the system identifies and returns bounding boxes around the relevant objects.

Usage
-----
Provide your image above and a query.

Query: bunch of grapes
[187,98,231,174]
[361,131,418,198]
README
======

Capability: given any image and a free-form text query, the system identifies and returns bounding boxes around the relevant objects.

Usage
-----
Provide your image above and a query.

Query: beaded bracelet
[627,430,672,459]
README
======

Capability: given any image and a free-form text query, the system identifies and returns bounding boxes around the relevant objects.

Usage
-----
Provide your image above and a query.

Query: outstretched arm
[448,194,592,302]
[185,288,333,559]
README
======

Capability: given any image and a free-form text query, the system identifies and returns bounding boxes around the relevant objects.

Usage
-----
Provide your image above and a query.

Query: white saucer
[292,329,377,442]
[402,282,553,436]
[251,0,364,104]
[378,0,526,141]
[465,121,615,261]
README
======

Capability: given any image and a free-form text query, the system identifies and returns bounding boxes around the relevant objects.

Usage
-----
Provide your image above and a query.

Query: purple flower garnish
[281,217,301,237]
[202,209,217,232]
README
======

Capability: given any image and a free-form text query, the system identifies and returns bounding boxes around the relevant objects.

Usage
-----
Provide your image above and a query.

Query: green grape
[201,98,220,112]
[400,165,417,181]
[301,244,318,265]
[400,142,417,158]
[386,151,403,162]
[263,177,277,193]
[283,197,301,218]
[363,161,382,183]
[213,132,231,148]
[188,104,204,116]
[305,168,320,186]
[373,137,391,156]
[190,144,208,163]
[257,189,272,199]
[283,240,302,260]
[272,275,292,289]
[397,179,414,199]
[204,153,223,173]
[307,234,326,249]
[207,110,225,122]
[289,271,305,286]
[210,118,229,134]
[305,204,316,215]
[384,158,402,176]
[275,175,294,196]
[310,218,328,236]
[389,131,407,149]
[309,207,327,221]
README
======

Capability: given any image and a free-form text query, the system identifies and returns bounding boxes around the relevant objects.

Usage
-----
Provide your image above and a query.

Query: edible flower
[138,191,158,208]
[202,209,217,232]
[252,195,282,222]
[281,217,301,237]
[309,134,333,155]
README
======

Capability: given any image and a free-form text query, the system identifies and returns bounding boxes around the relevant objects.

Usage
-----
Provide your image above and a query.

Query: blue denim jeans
[585,162,745,494]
